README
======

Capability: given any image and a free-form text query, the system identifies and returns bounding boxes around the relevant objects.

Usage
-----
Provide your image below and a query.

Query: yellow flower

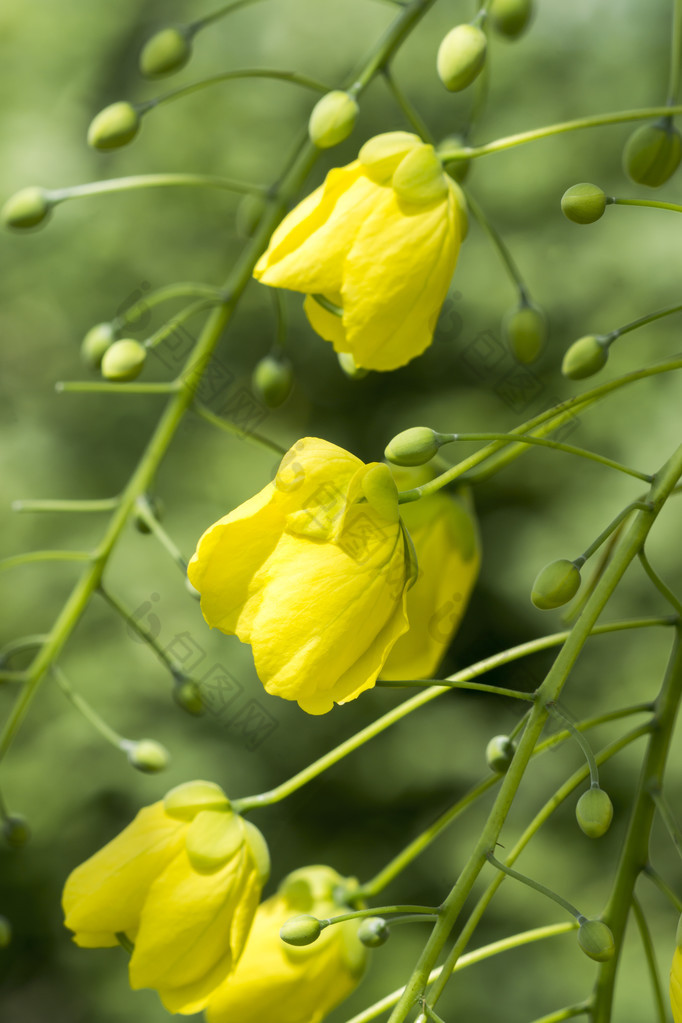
[188,437,413,715]
[62,781,270,1015]
[254,132,465,372]
[206,865,367,1023]
[381,465,480,680]
[672,943,682,1022]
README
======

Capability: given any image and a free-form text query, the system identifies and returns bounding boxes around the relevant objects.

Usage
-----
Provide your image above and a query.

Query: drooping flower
[206,865,367,1023]
[381,465,480,680]
[62,781,269,1015]
[188,437,413,715]
[672,941,682,1022]
[254,132,466,372]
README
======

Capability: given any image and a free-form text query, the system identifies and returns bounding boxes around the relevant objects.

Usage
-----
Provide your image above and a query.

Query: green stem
[112,283,224,332]
[547,703,600,785]
[612,197,682,214]
[0,635,47,666]
[192,402,286,455]
[388,446,682,1023]
[486,852,584,921]
[49,175,264,206]
[631,896,667,1023]
[190,0,272,32]
[643,864,682,912]
[524,1007,590,1023]
[593,629,682,1021]
[375,677,534,699]
[382,67,433,142]
[55,381,179,395]
[604,298,682,344]
[99,587,186,681]
[146,70,331,114]
[464,189,529,303]
[133,497,187,572]
[11,497,118,514]
[144,298,220,351]
[52,665,125,749]
[322,905,438,927]
[639,549,682,618]
[648,785,682,858]
[669,0,682,105]
[579,502,651,565]
[0,550,92,574]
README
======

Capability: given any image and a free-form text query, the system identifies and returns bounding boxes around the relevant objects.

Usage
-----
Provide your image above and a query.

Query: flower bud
[126,738,170,773]
[392,146,449,205]
[140,27,191,78]
[280,914,322,946]
[0,916,11,948]
[503,303,547,364]
[236,192,266,238]
[81,322,115,369]
[2,814,30,848]
[486,735,516,773]
[489,0,534,38]
[1,186,52,230]
[385,427,443,467]
[87,102,140,150]
[308,91,359,149]
[252,355,294,408]
[531,559,581,610]
[173,678,204,715]
[577,919,615,962]
[562,335,608,380]
[338,352,369,379]
[101,339,147,381]
[576,786,613,838]
[357,917,390,947]
[623,119,682,188]
[561,183,607,225]
[437,24,487,92]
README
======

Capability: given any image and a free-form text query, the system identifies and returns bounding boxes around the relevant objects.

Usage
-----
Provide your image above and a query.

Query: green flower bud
[81,322,115,369]
[561,183,607,225]
[133,494,164,534]
[531,559,581,610]
[140,27,191,78]
[126,738,170,773]
[441,135,471,183]
[280,914,322,946]
[252,355,294,408]
[562,335,609,380]
[338,352,369,379]
[1,186,52,230]
[576,786,613,838]
[503,303,547,364]
[489,0,534,38]
[623,119,682,188]
[236,192,267,239]
[0,916,11,948]
[577,919,615,962]
[308,91,359,149]
[173,678,204,716]
[437,24,487,92]
[486,735,516,773]
[385,427,443,467]
[357,917,390,948]
[2,814,31,848]
[101,339,147,381]
[87,102,140,151]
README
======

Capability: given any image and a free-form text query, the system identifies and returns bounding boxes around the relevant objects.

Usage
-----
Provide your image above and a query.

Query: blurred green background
[2,0,682,1020]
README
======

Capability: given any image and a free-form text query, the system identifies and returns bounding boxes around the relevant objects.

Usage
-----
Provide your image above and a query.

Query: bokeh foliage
[1,0,682,1020]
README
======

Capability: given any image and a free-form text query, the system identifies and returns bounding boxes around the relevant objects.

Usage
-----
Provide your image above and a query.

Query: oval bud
[0,916,11,948]
[561,183,607,225]
[252,355,294,408]
[393,146,449,205]
[437,24,487,92]
[101,339,147,382]
[623,119,682,188]
[503,303,547,364]
[2,814,31,848]
[486,735,516,773]
[578,919,615,962]
[357,917,390,948]
[338,352,369,379]
[126,738,170,773]
[236,193,266,238]
[140,27,191,78]
[173,678,204,716]
[385,427,442,466]
[87,102,140,151]
[2,187,52,231]
[531,559,581,610]
[562,335,608,380]
[280,914,322,946]
[576,787,613,838]
[81,322,115,369]
[308,91,359,149]
[489,0,534,38]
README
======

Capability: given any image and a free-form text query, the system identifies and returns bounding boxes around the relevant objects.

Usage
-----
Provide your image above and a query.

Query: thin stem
[486,852,584,921]
[144,298,220,351]
[643,864,682,912]
[55,381,179,395]
[579,502,651,564]
[376,677,535,699]
[147,70,331,114]
[631,896,667,1023]
[524,1007,590,1023]
[612,197,682,214]
[52,665,125,749]
[11,497,118,514]
[322,905,438,927]
[606,298,682,343]
[382,67,433,142]
[668,0,682,105]
[547,704,600,786]
[191,0,272,32]
[648,785,682,858]
[49,175,265,206]
[464,190,529,303]
[0,635,47,666]
[98,587,184,681]
[133,497,188,572]
[192,402,286,455]
[271,288,288,351]
[639,549,682,618]
[0,550,92,574]
[112,283,224,332]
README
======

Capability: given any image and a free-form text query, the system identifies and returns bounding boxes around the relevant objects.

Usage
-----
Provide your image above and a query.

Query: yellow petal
[672,947,682,1023]
[341,187,461,370]
[71,930,120,948]
[62,802,185,940]
[303,293,349,351]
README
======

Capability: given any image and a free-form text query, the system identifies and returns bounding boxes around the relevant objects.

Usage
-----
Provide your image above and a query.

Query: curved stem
[382,67,433,142]
[133,497,188,572]
[643,864,682,912]
[639,549,682,618]
[52,664,125,749]
[146,70,331,114]
[55,381,179,395]
[0,635,47,666]
[648,785,682,859]
[375,677,534,699]
[143,298,220,350]
[464,189,529,303]
[11,497,118,514]
[322,905,438,927]
[579,502,651,565]
[612,197,682,215]
[49,174,265,204]
[631,896,667,1023]
[668,0,682,105]
[192,402,286,455]
[190,0,272,32]
[486,852,584,921]
[112,283,223,332]
[606,298,682,342]
[547,704,600,787]
[0,550,92,574]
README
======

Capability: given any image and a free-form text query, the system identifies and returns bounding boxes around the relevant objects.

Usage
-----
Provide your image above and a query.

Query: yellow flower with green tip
[254,132,465,372]
[206,865,367,1023]
[188,437,413,715]
[62,781,269,1015]
[381,465,480,680]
